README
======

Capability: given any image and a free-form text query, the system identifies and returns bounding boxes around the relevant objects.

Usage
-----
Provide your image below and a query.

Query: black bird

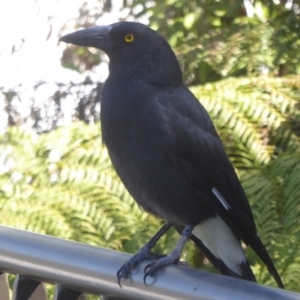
[60,22,284,288]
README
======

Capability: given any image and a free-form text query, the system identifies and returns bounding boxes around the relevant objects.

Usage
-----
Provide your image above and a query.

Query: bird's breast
[100,80,169,153]
[99,81,181,220]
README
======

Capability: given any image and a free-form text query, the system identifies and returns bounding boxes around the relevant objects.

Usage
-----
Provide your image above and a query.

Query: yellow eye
[124,34,135,43]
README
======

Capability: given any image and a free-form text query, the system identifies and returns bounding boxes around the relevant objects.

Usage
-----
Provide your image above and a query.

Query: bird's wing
[160,88,283,287]
[163,95,256,240]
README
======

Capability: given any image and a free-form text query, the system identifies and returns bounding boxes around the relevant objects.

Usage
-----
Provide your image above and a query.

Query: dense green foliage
[1,76,300,290]
[1,0,300,294]
[125,0,300,83]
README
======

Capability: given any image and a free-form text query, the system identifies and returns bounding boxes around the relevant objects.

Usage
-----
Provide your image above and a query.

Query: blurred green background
[0,0,300,293]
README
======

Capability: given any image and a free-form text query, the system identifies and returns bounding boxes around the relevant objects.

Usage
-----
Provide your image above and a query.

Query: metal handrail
[0,225,299,300]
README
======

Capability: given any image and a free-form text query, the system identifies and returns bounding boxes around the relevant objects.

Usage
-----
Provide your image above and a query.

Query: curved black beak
[59,25,112,51]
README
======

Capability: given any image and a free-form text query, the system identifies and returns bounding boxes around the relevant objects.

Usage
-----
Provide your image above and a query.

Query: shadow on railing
[0,225,299,300]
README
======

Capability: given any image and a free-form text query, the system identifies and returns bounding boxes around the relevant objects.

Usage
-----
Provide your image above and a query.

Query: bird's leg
[117,222,172,287]
[143,224,194,284]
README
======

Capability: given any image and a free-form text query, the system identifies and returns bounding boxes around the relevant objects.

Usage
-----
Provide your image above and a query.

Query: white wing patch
[192,215,246,276]
[212,187,230,210]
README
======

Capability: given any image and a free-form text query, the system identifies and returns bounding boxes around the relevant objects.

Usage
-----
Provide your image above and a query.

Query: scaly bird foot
[143,255,189,285]
[143,225,194,285]
[117,245,166,287]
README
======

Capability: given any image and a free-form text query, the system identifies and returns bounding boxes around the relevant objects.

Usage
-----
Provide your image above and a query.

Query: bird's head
[60,22,182,86]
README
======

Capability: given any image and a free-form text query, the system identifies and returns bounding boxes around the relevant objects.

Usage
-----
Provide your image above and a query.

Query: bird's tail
[190,232,284,288]
[175,223,284,288]
[247,234,284,288]
[189,233,256,282]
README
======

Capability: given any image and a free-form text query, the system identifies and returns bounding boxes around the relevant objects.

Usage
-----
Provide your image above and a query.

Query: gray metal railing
[0,225,299,300]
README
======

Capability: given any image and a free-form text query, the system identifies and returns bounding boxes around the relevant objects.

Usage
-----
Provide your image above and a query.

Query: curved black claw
[143,261,157,285]
[117,249,166,287]
[117,267,128,288]
[144,262,154,274]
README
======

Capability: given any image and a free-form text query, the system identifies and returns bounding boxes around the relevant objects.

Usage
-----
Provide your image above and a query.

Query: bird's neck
[108,55,182,88]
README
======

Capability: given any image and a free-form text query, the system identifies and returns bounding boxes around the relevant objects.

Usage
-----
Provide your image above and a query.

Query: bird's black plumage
[60,22,284,288]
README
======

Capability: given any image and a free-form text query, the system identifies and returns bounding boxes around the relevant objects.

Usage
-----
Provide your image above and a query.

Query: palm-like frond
[191,76,300,168]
